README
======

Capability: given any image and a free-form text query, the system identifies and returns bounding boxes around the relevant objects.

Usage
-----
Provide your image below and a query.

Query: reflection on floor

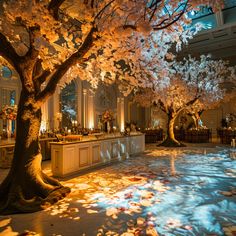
[0,144,236,236]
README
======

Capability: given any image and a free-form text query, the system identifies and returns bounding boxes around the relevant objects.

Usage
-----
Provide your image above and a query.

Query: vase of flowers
[0,105,17,138]
[102,110,114,133]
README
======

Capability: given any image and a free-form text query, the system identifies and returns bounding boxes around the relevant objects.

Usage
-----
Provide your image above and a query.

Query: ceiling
[180,6,236,65]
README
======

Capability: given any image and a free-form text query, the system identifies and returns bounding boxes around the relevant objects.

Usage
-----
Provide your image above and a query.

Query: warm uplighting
[71,120,78,127]
[88,121,94,130]
[117,97,125,132]
[120,115,125,132]
[40,121,47,132]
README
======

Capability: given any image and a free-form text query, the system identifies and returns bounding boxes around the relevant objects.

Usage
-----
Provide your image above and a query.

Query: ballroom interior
[0,1,236,236]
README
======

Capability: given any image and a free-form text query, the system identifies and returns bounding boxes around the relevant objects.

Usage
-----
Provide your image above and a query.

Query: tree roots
[158,138,185,147]
[0,173,70,215]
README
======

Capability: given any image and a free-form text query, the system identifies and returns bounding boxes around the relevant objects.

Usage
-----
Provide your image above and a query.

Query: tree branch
[32,59,51,94]
[148,0,163,22]
[123,25,137,30]
[158,99,167,113]
[34,70,51,95]
[36,27,97,104]
[33,59,44,80]
[24,26,40,61]
[0,33,21,74]
[177,96,200,113]
[37,70,51,85]
[152,1,189,30]
[91,0,95,8]
[198,109,204,116]
[149,0,163,9]
[48,0,65,20]
[94,0,115,21]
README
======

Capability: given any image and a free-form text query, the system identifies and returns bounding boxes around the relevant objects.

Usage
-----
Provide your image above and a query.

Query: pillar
[117,97,125,132]
[76,79,82,127]
[215,11,224,27]
[40,83,49,131]
[41,100,49,131]
[83,88,88,128]
[48,86,60,130]
[87,91,95,129]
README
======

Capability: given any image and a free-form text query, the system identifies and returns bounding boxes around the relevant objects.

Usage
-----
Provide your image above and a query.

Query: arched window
[1,66,12,79]
[10,90,16,105]
[60,81,77,129]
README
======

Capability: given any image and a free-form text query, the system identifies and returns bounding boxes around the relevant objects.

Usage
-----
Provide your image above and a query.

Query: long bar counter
[51,133,145,177]
[0,138,56,168]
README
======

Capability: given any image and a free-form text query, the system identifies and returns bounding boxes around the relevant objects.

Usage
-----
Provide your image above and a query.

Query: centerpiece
[0,105,17,120]
[0,105,17,138]
[101,110,114,133]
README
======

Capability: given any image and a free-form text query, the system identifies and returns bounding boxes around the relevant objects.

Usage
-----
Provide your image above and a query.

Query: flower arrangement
[101,110,114,123]
[0,105,17,120]
[226,113,236,123]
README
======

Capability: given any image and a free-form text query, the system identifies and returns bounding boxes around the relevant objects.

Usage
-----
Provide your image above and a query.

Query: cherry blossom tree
[183,56,235,129]
[157,82,198,147]
[0,0,224,214]
[185,100,205,129]
[186,89,236,129]
[134,55,235,147]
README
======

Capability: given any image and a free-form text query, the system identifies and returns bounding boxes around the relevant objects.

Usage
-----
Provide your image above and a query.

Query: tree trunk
[159,113,185,147]
[192,113,201,129]
[192,115,198,129]
[0,90,70,214]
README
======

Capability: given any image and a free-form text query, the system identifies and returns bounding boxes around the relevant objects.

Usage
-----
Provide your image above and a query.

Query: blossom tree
[183,56,236,129]
[185,89,236,129]
[134,55,235,147]
[0,0,224,214]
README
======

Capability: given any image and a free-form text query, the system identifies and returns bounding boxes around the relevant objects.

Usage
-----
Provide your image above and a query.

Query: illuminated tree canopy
[134,55,235,146]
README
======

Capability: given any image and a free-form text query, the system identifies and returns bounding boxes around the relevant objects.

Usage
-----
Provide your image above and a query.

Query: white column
[40,83,49,131]
[215,11,224,26]
[41,100,49,131]
[117,97,125,132]
[83,88,88,128]
[50,86,60,130]
[87,91,95,129]
[120,97,125,132]
[117,97,121,129]
[75,78,82,127]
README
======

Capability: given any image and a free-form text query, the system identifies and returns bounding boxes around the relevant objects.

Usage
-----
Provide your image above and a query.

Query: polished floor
[0,144,236,236]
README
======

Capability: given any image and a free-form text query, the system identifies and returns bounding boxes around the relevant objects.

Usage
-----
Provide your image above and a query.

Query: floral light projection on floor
[42,147,236,236]
[0,147,236,235]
